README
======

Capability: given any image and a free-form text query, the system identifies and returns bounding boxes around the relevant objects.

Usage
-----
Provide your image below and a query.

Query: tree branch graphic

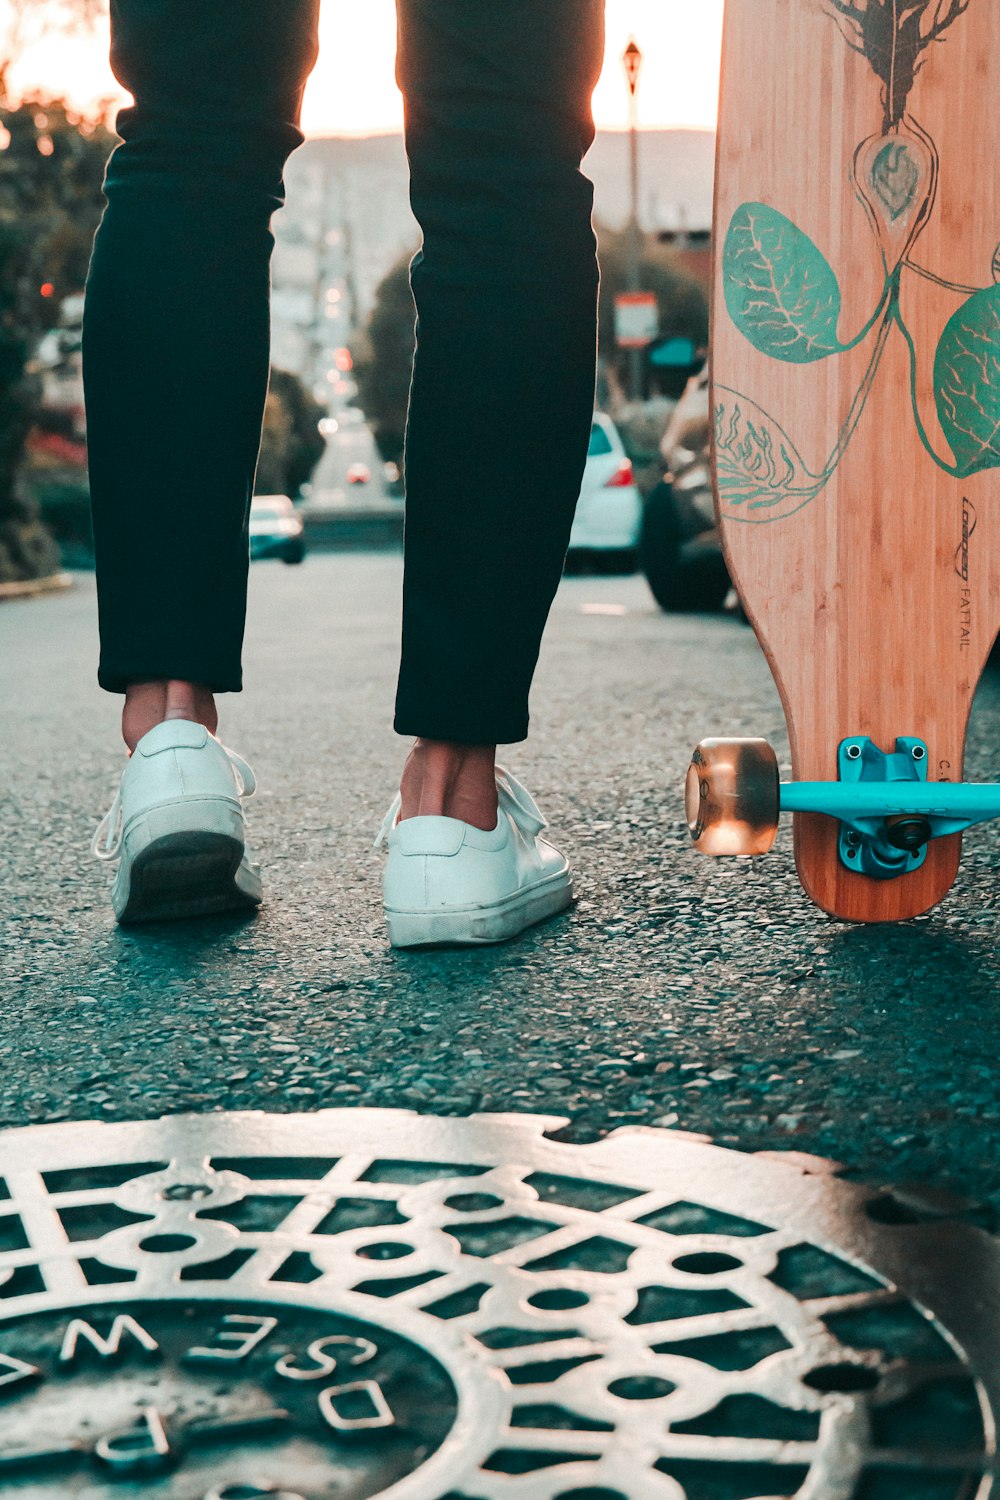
[824,0,970,129]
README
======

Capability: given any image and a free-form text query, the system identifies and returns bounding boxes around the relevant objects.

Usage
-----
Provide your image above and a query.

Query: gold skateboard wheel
[686,738,780,856]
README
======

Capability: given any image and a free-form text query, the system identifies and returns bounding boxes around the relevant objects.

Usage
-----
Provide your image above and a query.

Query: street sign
[650,335,703,369]
[615,290,658,348]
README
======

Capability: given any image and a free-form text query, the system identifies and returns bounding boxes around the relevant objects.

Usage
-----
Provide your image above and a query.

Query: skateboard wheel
[686,738,780,856]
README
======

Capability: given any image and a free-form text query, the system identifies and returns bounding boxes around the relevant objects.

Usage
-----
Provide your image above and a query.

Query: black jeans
[84,0,603,744]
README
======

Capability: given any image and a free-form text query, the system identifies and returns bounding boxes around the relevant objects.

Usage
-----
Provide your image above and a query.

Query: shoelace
[373,765,548,849]
[91,744,257,863]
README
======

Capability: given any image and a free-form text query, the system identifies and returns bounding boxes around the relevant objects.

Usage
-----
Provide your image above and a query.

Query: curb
[0,572,73,602]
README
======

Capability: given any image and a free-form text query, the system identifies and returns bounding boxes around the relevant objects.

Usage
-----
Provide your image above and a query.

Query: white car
[567,414,643,570]
[248,494,305,565]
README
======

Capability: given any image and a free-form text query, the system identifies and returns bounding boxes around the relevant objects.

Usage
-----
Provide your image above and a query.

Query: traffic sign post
[621,37,646,398]
[615,291,658,350]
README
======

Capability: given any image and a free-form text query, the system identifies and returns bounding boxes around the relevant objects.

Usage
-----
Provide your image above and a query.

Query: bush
[0,486,61,582]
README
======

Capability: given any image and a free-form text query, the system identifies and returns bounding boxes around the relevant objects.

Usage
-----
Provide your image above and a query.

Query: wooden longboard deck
[714,0,1000,921]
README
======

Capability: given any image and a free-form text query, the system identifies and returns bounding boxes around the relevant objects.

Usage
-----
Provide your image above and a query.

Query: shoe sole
[385,869,573,949]
[112,798,262,925]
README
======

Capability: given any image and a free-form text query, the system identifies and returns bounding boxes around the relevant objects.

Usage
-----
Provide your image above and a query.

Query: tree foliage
[0,0,109,105]
[0,95,114,578]
[352,252,417,466]
[256,367,325,498]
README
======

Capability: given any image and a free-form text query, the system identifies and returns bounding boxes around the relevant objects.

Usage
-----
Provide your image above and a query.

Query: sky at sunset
[5,0,724,135]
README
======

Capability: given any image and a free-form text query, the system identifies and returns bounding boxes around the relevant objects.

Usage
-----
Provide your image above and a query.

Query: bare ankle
[399,738,499,830]
[122,680,219,753]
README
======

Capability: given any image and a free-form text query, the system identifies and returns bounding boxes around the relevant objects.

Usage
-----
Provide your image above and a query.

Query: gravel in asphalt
[3,555,1000,1217]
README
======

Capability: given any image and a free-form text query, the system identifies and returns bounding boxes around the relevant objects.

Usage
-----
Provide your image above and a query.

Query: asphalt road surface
[3,555,1000,1219]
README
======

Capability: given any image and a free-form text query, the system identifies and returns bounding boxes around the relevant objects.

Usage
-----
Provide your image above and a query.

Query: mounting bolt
[886,815,933,854]
[846,832,862,847]
[912,746,926,762]
[846,744,862,761]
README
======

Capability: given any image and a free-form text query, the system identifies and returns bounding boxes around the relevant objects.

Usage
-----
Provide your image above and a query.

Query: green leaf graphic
[714,391,827,518]
[934,285,1000,474]
[724,203,844,364]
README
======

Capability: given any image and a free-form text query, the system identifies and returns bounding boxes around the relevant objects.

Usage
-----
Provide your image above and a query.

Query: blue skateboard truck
[687,735,1000,880]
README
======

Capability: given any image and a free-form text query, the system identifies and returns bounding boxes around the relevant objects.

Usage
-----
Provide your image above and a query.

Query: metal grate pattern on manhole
[0,1111,995,1499]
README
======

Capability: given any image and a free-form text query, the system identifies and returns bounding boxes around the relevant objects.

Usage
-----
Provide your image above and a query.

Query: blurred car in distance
[567,413,643,572]
[640,363,732,611]
[383,460,404,499]
[346,462,371,484]
[249,494,305,565]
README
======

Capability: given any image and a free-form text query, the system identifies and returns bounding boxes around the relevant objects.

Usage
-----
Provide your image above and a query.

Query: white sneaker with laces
[376,767,573,948]
[92,719,262,924]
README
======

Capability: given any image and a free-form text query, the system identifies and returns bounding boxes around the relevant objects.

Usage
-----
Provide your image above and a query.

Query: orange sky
[6,0,724,135]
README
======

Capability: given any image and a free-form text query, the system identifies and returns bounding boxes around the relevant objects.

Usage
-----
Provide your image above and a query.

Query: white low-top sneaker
[92,719,262,924]
[376,767,573,948]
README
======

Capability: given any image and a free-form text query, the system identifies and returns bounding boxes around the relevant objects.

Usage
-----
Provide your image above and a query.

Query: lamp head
[623,37,643,96]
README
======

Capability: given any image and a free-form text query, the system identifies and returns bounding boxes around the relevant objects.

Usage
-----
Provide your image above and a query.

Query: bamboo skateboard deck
[713,0,1000,921]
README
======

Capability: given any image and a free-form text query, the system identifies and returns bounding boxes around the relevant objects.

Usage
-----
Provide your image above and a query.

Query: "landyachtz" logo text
[956,497,976,649]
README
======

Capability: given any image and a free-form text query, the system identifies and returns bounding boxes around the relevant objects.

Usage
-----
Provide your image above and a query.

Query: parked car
[640,364,732,611]
[567,414,643,572]
[249,494,305,565]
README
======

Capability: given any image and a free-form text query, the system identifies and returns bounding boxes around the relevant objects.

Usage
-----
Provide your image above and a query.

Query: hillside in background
[585,129,715,229]
[298,128,715,233]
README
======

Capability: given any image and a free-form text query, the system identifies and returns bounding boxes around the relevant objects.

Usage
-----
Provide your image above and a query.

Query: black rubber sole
[115,832,262,925]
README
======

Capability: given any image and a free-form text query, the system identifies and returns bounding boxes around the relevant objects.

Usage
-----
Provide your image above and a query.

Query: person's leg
[122,681,218,752]
[394,0,604,827]
[83,0,320,748]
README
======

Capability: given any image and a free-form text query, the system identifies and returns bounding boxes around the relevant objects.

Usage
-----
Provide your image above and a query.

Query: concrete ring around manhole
[0,1109,996,1500]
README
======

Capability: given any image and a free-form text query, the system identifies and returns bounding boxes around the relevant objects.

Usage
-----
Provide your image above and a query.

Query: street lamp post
[622,37,644,403]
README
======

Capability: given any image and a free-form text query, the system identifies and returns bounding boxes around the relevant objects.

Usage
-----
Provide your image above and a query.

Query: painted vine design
[717,0,1000,522]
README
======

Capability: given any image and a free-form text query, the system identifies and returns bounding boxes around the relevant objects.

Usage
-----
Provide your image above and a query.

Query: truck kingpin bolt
[886,815,933,854]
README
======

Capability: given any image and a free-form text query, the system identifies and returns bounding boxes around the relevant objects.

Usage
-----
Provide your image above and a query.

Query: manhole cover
[0,1111,995,1499]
